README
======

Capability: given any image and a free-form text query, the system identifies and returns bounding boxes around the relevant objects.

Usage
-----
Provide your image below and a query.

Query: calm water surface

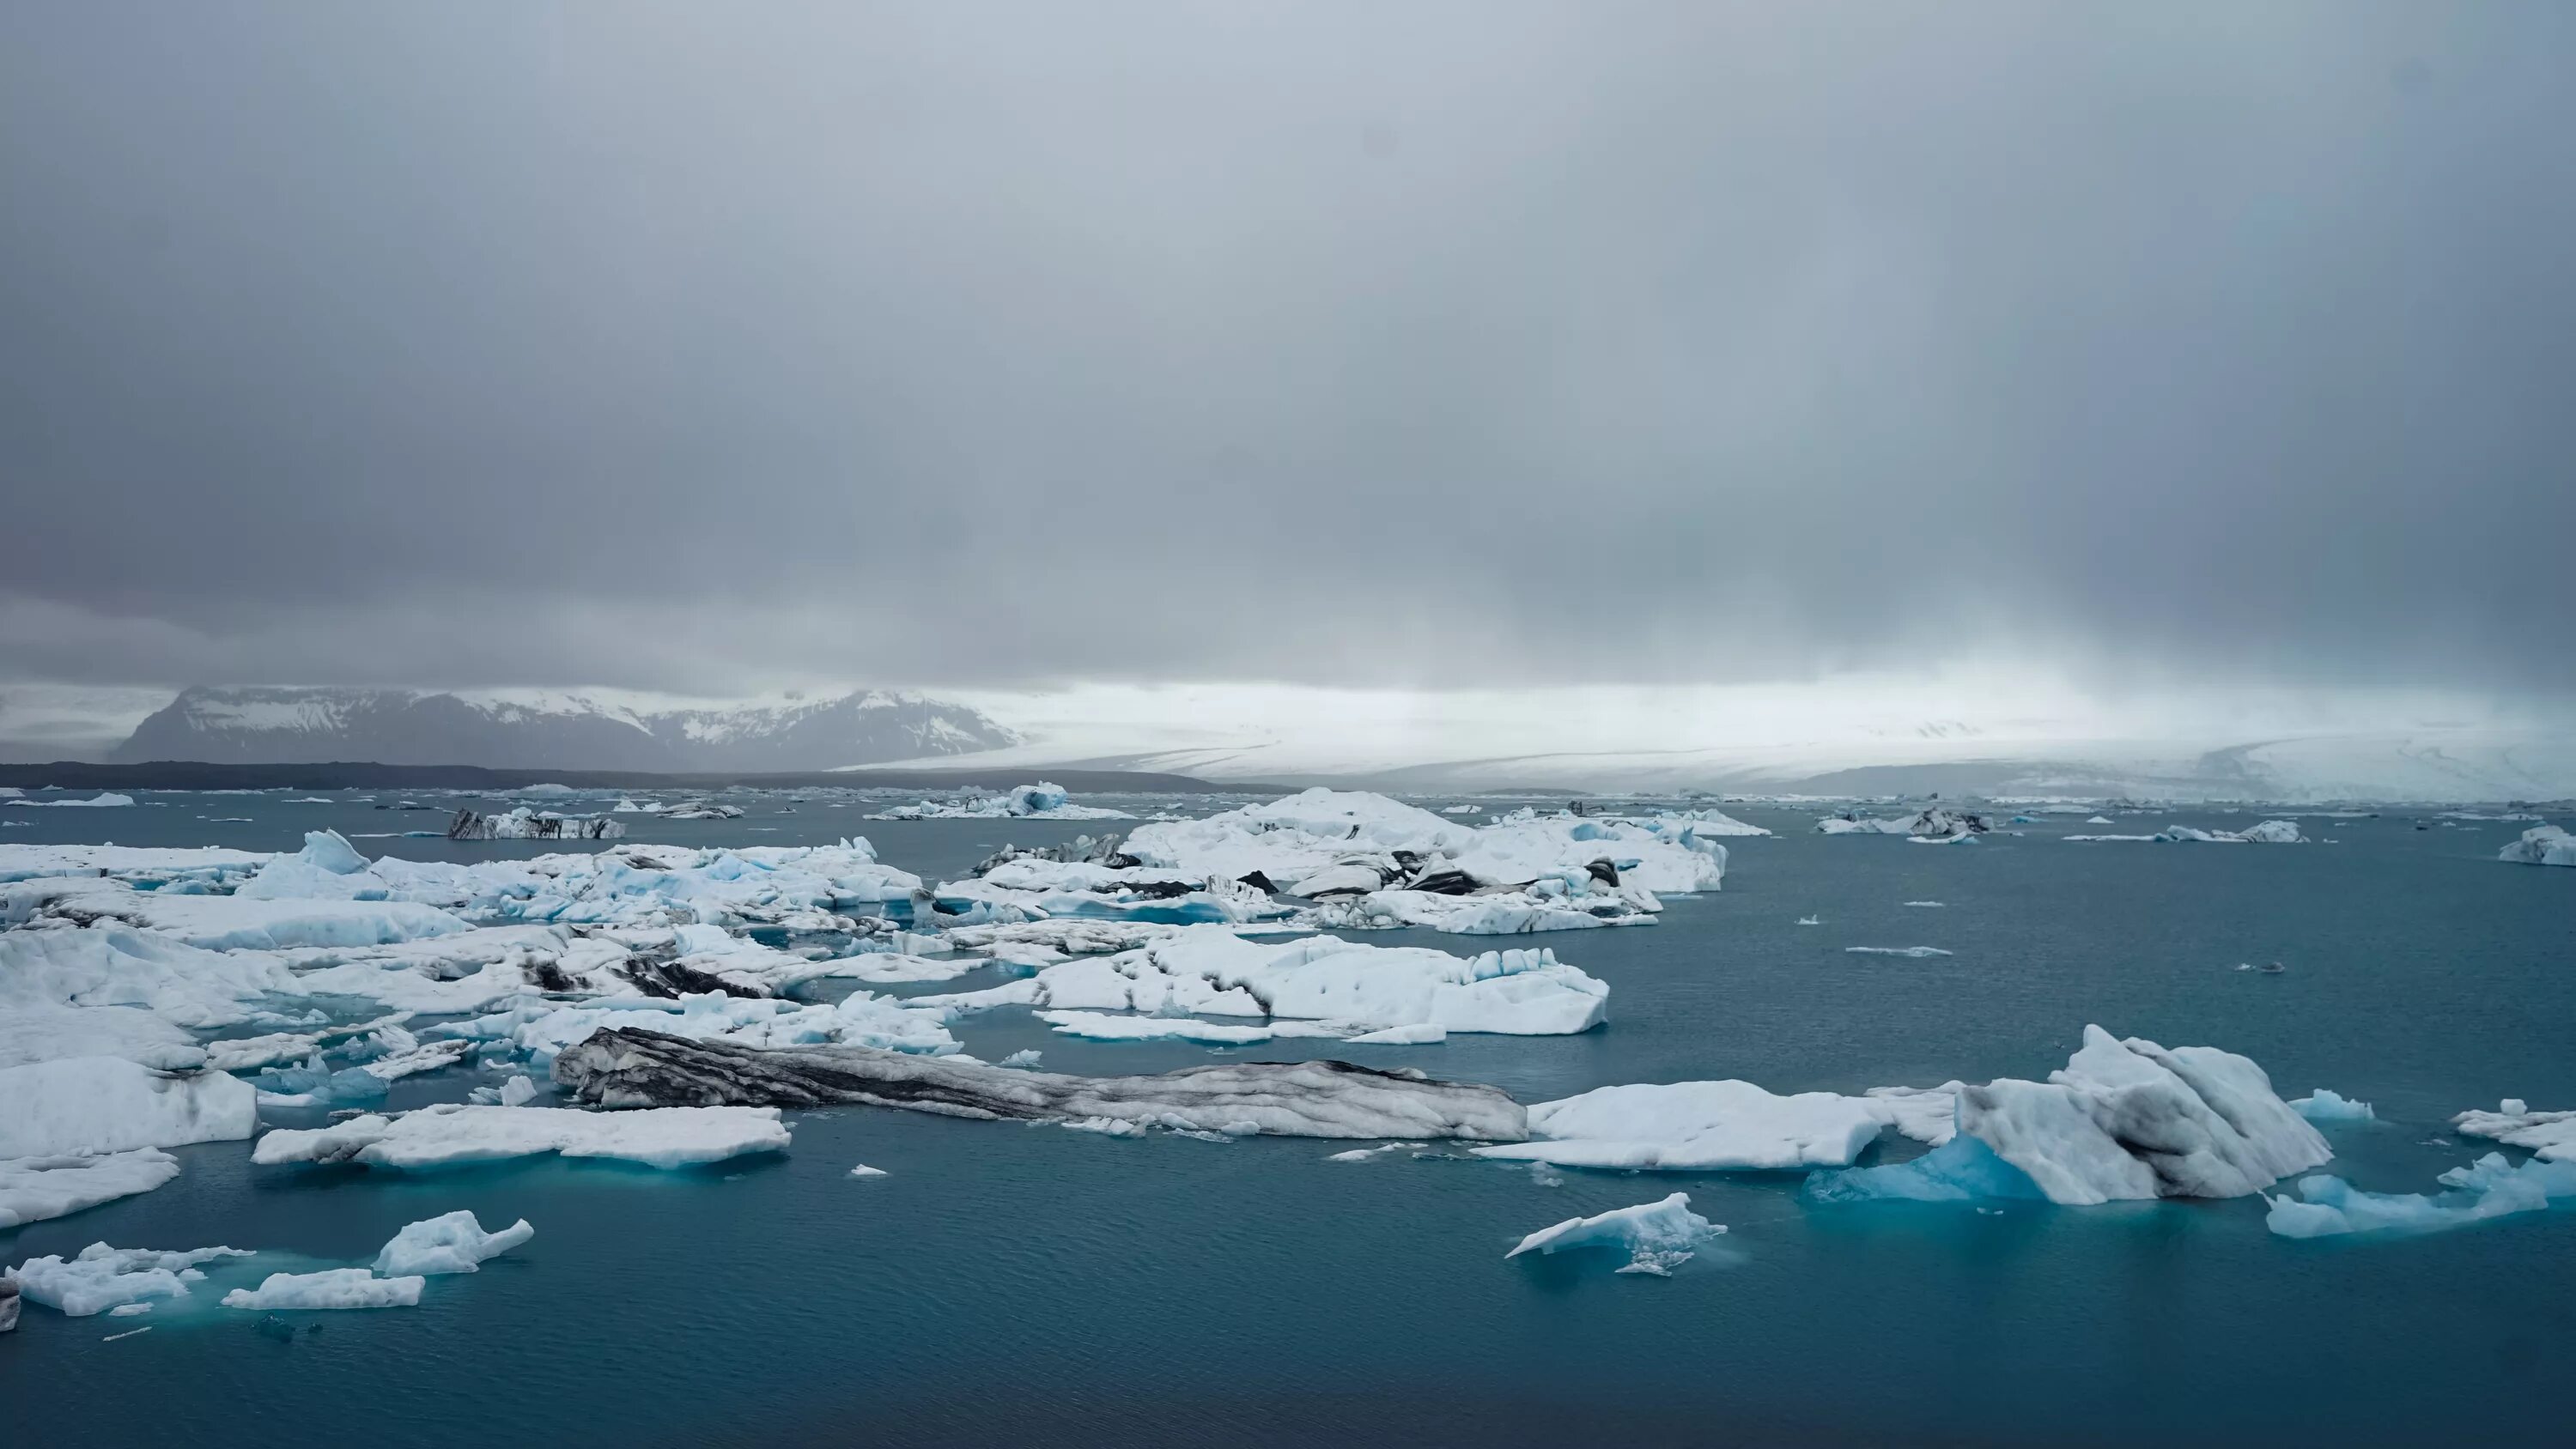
[6,795,2572,1446]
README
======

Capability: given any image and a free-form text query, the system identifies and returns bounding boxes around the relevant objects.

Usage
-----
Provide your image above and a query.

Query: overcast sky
[3,2,2571,707]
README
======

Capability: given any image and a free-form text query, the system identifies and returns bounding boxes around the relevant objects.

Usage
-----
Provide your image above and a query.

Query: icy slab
[1844,946,1953,958]
[848,1163,889,1178]
[940,917,1182,964]
[374,1211,535,1276]
[1815,807,1989,839]
[446,807,625,841]
[0,1149,182,1228]
[3,792,134,808]
[2291,1088,2377,1123]
[1345,1023,1447,1045]
[1302,884,1658,935]
[1121,789,1470,883]
[919,925,1608,1036]
[8,1243,254,1317]
[555,1027,1529,1142]
[2068,821,2306,844]
[2498,824,2576,867]
[0,1057,258,1158]
[2451,1101,2576,1161]
[22,876,472,950]
[0,1003,203,1072]
[1506,1192,1721,1275]
[2266,1153,2576,1239]
[1473,1080,1885,1171]
[222,1270,423,1310]
[1034,1010,1346,1046]
[252,1102,791,1170]
[0,842,269,888]
[0,923,295,1028]
[1443,816,1728,895]
[447,985,958,1064]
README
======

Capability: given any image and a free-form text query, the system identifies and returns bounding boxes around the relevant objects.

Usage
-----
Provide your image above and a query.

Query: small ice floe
[465,1074,539,1107]
[2452,1100,2576,1161]
[0,1056,258,1159]
[374,1211,534,1276]
[1322,1142,1424,1162]
[1902,901,1945,908]
[0,1149,183,1228]
[997,1050,1043,1070]
[252,1103,792,1170]
[848,1164,890,1178]
[2085,815,2115,825]
[1795,915,1820,926]
[1506,1192,1722,1276]
[222,1270,423,1311]
[2266,1153,2576,1239]
[2290,1089,2376,1123]
[1844,946,1953,958]
[8,1244,256,1317]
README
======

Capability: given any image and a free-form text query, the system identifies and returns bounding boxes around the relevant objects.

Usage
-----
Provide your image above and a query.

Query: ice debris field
[7,783,2576,1343]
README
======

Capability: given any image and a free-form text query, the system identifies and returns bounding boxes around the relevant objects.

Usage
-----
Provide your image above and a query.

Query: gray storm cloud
[3,2,2570,697]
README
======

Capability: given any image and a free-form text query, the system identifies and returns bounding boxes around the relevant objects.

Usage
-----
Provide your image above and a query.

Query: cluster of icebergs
[4,1209,532,1321]
[2064,820,2307,844]
[867,782,1133,821]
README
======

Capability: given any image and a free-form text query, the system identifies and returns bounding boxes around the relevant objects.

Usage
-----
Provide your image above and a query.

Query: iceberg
[2290,1088,2376,1123]
[868,782,1133,821]
[222,1270,422,1310]
[447,807,625,841]
[3,792,135,808]
[1300,883,1660,935]
[1473,1079,1886,1171]
[1121,789,1473,883]
[1506,1192,1721,1275]
[0,923,295,1028]
[0,1149,183,1228]
[2451,1100,2576,1161]
[918,925,1609,1036]
[2498,824,2576,867]
[2068,821,2307,845]
[7,1243,255,1317]
[2266,1153,2576,1239]
[554,1027,1529,1142]
[1033,1010,1346,1045]
[374,1210,535,1276]
[1816,807,1990,839]
[252,1101,792,1169]
[1844,946,1953,958]
[0,1056,257,1158]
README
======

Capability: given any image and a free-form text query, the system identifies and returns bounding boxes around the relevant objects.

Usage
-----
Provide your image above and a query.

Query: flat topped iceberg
[0,1149,183,1229]
[7,1243,255,1317]
[222,1269,422,1310]
[2499,824,2576,866]
[252,1101,791,1170]
[2267,1153,2576,1240]
[374,1210,535,1276]
[1816,807,1990,839]
[919,925,1608,1036]
[2452,1100,2576,1161]
[1506,1192,1721,1276]
[0,1056,257,1159]
[1122,789,1471,882]
[554,1027,1529,1142]
[1473,1080,1886,1171]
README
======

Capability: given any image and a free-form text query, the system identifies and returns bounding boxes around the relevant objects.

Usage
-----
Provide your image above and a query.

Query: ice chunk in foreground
[0,1149,182,1228]
[222,1270,422,1310]
[1506,1192,1721,1275]
[2291,1089,2376,1123]
[1473,1079,1885,1171]
[2265,1153,2576,1239]
[252,1102,791,1170]
[554,1027,1528,1142]
[374,1210,535,1276]
[7,1243,254,1317]
[0,1057,257,1158]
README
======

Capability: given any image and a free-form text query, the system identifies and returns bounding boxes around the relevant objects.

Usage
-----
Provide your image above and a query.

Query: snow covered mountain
[109,687,1019,770]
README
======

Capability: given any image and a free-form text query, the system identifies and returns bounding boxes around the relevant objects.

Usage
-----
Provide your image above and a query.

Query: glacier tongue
[552,1026,1529,1142]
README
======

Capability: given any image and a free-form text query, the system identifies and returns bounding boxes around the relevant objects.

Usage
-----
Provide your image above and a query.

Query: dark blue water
[7,798,2573,1446]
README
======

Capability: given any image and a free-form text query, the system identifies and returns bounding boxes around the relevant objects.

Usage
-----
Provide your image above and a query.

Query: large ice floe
[868,782,1133,821]
[0,1056,257,1158]
[917,924,1609,1037]
[2497,824,2576,866]
[1804,1027,2330,1206]
[2451,1100,2576,1161]
[252,1103,791,1169]
[1815,807,1991,840]
[5,1243,255,1316]
[2064,821,2307,844]
[222,1269,422,1310]
[1506,1192,1722,1276]
[554,1027,1529,1141]
[1475,1081,1893,1171]
[0,1149,183,1228]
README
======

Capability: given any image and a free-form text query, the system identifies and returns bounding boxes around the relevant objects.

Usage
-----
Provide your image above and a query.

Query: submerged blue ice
[2264,1153,2576,1239]
[1803,1135,2047,1204]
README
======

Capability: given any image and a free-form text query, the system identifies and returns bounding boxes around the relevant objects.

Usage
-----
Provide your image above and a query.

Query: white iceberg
[868,782,1133,821]
[222,1269,422,1310]
[0,1056,257,1158]
[1506,1191,1721,1275]
[919,925,1609,1036]
[1473,1080,1886,1171]
[1301,882,1660,935]
[8,1243,254,1316]
[0,923,295,1028]
[0,1149,183,1228]
[251,1102,791,1169]
[1844,946,1953,958]
[3,792,135,808]
[2068,821,2307,845]
[2498,824,2576,867]
[1815,806,1989,840]
[2451,1100,2576,1161]
[374,1210,535,1276]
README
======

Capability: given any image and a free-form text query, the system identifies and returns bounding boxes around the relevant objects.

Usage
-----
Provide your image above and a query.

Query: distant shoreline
[0,761,1252,794]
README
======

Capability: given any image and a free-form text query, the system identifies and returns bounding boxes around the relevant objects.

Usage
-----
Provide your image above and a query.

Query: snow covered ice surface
[252,1103,792,1170]
[1474,1080,1888,1171]
[0,1056,257,1157]
[1507,1192,1722,1276]
[7,1243,255,1317]
[222,1269,423,1310]
[918,924,1609,1036]
[374,1210,535,1276]
[0,1149,183,1228]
